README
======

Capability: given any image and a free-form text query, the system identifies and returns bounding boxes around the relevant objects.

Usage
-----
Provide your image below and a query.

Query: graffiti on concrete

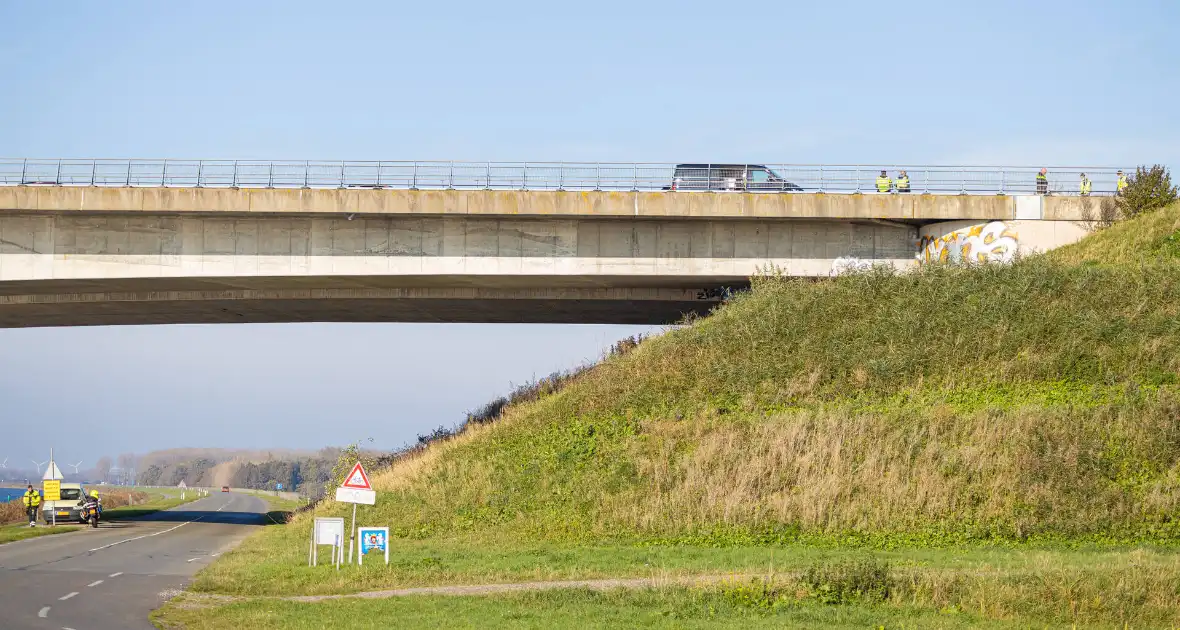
[695,287,735,300]
[830,256,874,276]
[919,221,1019,264]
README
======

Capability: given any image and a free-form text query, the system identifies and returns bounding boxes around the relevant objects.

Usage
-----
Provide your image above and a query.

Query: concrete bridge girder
[0,188,1099,327]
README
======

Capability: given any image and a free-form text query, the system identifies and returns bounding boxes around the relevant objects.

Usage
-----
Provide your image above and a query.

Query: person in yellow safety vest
[896,170,911,193]
[1079,173,1092,196]
[21,484,41,527]
[876,170,893,193]
[1036,168,1048,195]
[1117,170,1128,194]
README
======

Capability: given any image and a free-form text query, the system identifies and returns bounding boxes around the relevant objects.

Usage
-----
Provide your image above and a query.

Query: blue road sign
[358,527,389,564]
[276,483,283,490]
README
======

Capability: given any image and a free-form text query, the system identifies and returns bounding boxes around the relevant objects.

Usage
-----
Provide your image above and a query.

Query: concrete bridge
[0,163,1113,327]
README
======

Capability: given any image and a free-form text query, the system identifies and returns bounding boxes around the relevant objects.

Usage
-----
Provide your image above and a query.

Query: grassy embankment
[1,487,199,544]
[161,205,1180,628]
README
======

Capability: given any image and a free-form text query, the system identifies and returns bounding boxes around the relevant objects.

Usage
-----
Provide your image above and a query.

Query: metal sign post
[334,462,376,565]
[348,504,356,565]
[42,448,63,527]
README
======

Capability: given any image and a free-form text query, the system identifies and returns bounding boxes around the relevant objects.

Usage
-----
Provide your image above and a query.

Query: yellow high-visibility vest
[876,176,892,192]
[1117,175,1128,192]
[1080,178,1091,195]
[22,490,41,507]
[896,176,910,191]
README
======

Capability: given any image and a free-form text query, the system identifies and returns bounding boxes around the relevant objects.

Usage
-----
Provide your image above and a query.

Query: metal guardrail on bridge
[0,159,1129,196]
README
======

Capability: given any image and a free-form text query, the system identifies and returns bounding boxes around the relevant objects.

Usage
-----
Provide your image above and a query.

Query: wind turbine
[69,461,83,475]
[1,458,8,468]
[30,459,48,475]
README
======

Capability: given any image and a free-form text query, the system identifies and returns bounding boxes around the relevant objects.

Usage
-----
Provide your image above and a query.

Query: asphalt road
[0,492,269,630]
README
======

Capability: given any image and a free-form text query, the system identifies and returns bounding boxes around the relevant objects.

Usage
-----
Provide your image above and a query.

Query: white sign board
[314,517,345,546]
[335,487,376,505]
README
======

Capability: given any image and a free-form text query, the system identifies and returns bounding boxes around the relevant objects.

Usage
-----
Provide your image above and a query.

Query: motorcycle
[79,498,101,528]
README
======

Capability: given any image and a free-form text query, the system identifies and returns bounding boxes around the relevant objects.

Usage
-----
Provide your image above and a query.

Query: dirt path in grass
[286,575,747,602]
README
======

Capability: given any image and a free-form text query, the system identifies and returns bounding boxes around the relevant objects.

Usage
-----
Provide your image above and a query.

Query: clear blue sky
[0,0,1176,468]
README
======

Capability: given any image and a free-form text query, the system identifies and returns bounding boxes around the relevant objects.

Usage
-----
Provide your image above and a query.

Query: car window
[749,170,771,183]
[60,488,81,500]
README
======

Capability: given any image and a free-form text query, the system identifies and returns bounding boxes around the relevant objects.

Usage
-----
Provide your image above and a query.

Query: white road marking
[38,607,50,618]
[59,592,78,601]
[88,518,202,553]
[187,557,200,562]
[109,572,123,578]
[64,627,78,630]
[87,580,103,587]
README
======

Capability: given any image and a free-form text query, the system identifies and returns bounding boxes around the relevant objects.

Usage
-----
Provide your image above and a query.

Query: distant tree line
[137,456,334,494]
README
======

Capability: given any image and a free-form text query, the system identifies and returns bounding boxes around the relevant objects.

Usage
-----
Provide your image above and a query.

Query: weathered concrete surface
[0,214,916,327]
[1043,195,1111,221]
[0,186,1018,220]
[0,215,916,283]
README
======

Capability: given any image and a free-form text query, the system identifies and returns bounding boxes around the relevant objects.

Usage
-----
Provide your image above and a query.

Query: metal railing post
[126,160,133,187]
[339,161,346,189]
[19,158,27,185]
[161,159,168,187]
[706,164,712,192]
[375,161,382,188]
[632,163,638,191]
[1000,169,1005,195]
[485,162,491,190]
[960,168,966,194]
[55,159,62,185]
[411,162,418,190]
[448,161,455,189]
[521,162,528,191]
[90,160,97,186]
[818,166,824,192]
[855,166,860,192]
[595,163,601,191]
[557,162,564,191]
[923,169,929,194]
[196,160,203,187]
[232,160,238,188]
[267,162,274,189]
[303,161,309,189]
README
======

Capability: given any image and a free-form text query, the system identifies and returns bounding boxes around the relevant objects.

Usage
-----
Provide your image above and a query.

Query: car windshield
[60,488,82,500]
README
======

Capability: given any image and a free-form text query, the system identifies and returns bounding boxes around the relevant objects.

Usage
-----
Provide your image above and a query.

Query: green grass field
[0,523,82,544]
[155,588,1019,630]
[158,204,1180,629]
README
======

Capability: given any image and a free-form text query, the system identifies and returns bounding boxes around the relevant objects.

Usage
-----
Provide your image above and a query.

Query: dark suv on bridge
[667,164,803,192]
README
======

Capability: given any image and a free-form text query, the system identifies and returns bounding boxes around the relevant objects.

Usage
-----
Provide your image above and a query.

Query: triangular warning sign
[341,462,372,490]
[43,462,64,481]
